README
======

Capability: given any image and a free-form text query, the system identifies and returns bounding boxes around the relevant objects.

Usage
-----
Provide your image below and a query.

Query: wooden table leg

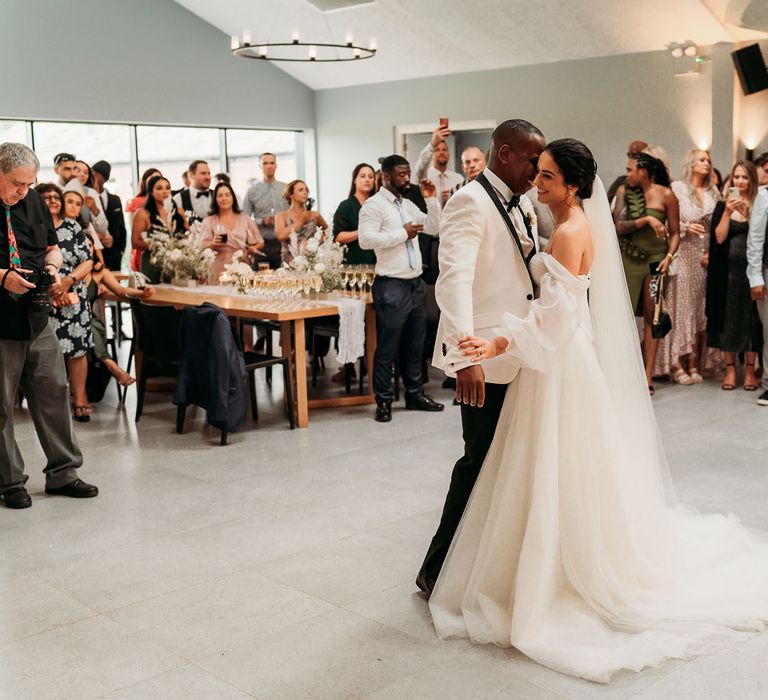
[365,304,376,401]
[280,320,297,425]
[293,318,309,428]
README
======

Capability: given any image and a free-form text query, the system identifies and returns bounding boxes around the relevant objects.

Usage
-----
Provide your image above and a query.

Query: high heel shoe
[721,362,736,391]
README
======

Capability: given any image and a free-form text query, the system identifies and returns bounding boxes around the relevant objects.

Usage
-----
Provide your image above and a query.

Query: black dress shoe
[375,401,392,422]
[2,487,32,509]
[405,394,445,412]
[45,478,99,498]
[415,572,435,599]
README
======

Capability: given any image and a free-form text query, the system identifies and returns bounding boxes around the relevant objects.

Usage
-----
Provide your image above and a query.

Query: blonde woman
[654,149,720,383]
[274,180,328,264]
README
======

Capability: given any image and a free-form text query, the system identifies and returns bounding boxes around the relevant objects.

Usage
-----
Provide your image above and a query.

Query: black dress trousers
[418,381,509,587]
[371,275,427,402]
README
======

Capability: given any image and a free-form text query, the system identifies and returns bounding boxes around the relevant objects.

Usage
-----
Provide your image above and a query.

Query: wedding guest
[126,168,161,271]
[755,153,768,187]
[132,175,188,283]
[172,159,212,224]
[1,144,98,508]
[85,248,154,389]
[57,156,109,238]
[274,179,328,264]
[613,153,680,394]
[706,161,761,390]
[712,167,723,192]
[654,149,719,383]
[91,160,127,271]
[607,139,648,202]
[200,181,264,282]
[747,179,768,405]
[359,154,444,421]
[46,187,94,422]
[445,147,487,200]
[242,153,288,269]
[415,125,464,209]
[332,163,377,265]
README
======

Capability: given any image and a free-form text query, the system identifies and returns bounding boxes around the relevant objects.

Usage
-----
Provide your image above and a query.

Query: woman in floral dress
[39,185,95,422]
[654,149,719,383]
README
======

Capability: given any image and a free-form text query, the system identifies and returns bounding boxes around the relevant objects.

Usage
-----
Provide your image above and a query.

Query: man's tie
[394,199,417,270]
[4,207,22,300]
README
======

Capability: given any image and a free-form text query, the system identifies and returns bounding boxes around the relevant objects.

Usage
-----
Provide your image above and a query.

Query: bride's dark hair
[544,138,598,199]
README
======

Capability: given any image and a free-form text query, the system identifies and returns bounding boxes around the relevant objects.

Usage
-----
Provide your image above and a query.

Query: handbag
[651,272,672,339]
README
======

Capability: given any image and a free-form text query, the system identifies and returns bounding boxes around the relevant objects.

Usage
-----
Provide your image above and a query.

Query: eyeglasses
[41,194,62,202]
[53,153,76,165]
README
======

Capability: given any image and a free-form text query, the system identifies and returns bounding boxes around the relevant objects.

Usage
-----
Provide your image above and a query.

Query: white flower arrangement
[284,228,345,292]
[144,223,214,283]
[222,251,256,293]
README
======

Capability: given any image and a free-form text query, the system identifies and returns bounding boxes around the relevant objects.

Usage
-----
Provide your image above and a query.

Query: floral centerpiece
[144,224,215,285]
[222,251,256,293]
[284,229,345,292]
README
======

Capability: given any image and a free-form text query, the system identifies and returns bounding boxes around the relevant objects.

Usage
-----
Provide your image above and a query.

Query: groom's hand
[456,365,485,408]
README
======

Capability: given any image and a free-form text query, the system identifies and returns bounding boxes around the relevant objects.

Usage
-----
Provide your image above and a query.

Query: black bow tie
[506,195,520,212]
[195,191,209,199]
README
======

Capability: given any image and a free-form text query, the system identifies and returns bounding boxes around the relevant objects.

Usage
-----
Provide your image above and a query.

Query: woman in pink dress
[126,168,161,272]
[654,149,719,383]
[200,182,264,282]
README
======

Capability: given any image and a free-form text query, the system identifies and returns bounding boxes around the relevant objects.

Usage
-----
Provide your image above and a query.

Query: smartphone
[728,187,740,199]
[439,117,449,129]
[220,233,228,244]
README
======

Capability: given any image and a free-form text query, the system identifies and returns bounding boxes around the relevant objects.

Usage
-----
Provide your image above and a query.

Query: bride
[428,139,768,683]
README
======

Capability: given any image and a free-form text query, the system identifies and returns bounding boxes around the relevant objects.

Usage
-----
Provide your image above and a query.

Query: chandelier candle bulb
[242,30,251,45]
[292,29,300,44]
[230,35,239,50]
[354,47,361,58]
[258,45,267,58]
[346,31,354,46]
[309,45,317,60]
[368,37,377,51]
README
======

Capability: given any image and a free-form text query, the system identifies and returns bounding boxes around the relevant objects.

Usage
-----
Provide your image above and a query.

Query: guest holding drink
[275,180,328,264]
[613,153,680,394]
[332,163,377,266]
[706,161,761,390]
[654,149,719,383]
[131,175,188,283]
[200,181,264,282]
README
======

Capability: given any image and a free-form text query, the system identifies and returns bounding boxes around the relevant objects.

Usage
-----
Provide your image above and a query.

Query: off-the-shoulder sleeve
[496,255,588,372]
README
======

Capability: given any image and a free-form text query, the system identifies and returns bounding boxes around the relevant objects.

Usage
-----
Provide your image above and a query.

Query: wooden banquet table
[139,285,376,428]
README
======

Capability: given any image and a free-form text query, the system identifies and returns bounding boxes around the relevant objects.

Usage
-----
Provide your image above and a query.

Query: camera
[21,269,55,310]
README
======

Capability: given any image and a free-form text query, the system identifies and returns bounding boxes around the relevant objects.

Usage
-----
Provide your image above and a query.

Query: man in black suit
[91,160,127,271]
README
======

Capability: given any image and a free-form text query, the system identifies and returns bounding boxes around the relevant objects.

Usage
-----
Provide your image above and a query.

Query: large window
[0,120,29,147]
[225,129,300,200]
[136,126,222,192]
[33,122,133,202]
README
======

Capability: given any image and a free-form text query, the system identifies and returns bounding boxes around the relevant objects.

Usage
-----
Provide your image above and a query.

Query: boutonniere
[524,210,536,229]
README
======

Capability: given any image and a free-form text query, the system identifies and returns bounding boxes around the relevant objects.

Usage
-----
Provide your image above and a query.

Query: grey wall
[1,0,314,130]
[315,48,739,214]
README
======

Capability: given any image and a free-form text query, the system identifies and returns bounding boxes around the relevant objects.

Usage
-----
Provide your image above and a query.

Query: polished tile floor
[2,361,767,699]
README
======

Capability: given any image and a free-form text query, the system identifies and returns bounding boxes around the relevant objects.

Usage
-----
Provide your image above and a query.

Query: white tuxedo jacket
[432,178,538,384]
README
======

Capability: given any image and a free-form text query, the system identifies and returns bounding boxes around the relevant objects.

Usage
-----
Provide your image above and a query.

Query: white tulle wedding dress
[428,179,768,683]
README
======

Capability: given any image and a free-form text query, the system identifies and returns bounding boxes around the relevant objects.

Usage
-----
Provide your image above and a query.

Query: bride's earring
[566,188,576,207]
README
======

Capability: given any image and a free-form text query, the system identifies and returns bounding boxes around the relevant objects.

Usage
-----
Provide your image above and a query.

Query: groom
[416,120,545,596]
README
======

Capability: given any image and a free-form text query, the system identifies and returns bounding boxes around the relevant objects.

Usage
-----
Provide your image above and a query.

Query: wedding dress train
[429,248,768,683]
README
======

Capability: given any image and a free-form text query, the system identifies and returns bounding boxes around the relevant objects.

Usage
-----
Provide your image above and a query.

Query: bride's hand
[458,336,508,362]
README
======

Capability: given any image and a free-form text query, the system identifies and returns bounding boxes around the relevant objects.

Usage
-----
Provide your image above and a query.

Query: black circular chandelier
[230,31,377,63]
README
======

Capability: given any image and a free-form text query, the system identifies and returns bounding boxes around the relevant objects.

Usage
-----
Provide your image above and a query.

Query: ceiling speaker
[731,43,768,96]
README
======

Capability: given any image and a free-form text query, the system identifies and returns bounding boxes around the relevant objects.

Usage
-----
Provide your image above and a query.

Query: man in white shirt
[359,154,445,422]
[746,186,768,405]
[54,153,109,236]
[414,125,464,210]
[173,160,212,224]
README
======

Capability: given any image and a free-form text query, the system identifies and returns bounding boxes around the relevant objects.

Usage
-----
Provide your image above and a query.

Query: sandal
[72,405,91,423]
[688,367,703,384]
[744,361,758,391]
[672,368,694,385]
[648,385,655,396]
[722,362,736,391]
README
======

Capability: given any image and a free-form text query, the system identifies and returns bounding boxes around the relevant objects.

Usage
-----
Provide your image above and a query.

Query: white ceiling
[173,0,768,90]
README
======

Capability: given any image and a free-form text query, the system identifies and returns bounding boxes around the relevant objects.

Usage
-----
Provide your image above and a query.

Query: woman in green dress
[613,153,680,394]
[332,163,377,266]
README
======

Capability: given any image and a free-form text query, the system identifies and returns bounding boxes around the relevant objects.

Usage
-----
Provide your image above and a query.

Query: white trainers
[757,390,768,406]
